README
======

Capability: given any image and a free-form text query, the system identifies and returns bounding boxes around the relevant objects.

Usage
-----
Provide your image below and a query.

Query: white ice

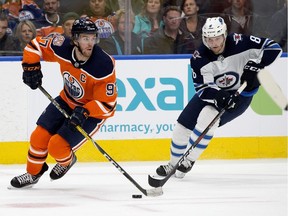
[0,159,287,216]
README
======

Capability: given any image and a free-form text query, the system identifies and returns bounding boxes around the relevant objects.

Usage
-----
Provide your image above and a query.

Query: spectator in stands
[81,0,116,39]
[18,1,43,23]
[1,0,21,33]
[143,5,183,54]
[179,0,206,53]
[34,0,63,36]
[0,13,20,55]
[265,1,287,52]
[98,9,142,55]
[197,0,228,15]
[15,19,36,50]
[106,0,144,15]
[62,12,79,38]
[162,0,182,8]
[222,0,258,35]
[133,0,164,40]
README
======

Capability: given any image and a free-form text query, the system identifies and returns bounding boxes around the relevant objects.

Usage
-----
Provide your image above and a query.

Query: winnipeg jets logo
[192,50,201,60]
[63,72,84,99]
[233,33,242,45]
[214,72,239,89]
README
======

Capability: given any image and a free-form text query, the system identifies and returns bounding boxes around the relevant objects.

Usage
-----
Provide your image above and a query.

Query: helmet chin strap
[72,40,86,68]
[75,41,84,56]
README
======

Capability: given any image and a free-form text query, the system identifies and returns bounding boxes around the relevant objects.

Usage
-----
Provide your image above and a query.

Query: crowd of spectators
[0,0,286,56]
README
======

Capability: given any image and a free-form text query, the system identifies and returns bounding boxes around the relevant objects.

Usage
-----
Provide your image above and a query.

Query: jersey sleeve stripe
[95,100,113,114]
[24,46,41,56]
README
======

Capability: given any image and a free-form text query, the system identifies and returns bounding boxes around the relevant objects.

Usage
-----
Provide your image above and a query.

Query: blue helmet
[71,17,98,38]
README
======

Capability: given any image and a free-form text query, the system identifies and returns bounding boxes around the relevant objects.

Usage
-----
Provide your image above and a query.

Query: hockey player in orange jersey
[10,17,117,188]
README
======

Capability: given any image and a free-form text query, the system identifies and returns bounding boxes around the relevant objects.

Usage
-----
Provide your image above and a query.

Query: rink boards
[0,54,287,163]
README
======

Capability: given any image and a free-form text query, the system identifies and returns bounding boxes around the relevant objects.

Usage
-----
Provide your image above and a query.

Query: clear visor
[77,34,98,44]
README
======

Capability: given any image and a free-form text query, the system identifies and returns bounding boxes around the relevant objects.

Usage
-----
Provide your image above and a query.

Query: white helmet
[202,17,227,48]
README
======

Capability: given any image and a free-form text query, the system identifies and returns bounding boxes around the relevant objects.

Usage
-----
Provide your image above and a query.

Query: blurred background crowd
[0,0,287,56]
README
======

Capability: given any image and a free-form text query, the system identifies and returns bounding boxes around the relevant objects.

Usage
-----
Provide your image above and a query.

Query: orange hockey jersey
[22,35,117,119]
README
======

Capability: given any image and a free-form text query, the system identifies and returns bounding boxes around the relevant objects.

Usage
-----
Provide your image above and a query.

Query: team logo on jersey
[192,50,201,60]
[63,72,84,99]
[214,72,238,89]
[233,33,242,45]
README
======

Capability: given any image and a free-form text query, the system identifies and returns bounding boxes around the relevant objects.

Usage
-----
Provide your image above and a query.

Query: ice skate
[175,160,195,178]
[9,163,49,189]
[156,163,175,176]
[50,153,77,180]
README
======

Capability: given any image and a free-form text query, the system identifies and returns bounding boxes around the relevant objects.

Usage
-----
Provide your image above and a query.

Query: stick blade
[257,69,288,110]
[148,174,165,188]
[145,187,164,197]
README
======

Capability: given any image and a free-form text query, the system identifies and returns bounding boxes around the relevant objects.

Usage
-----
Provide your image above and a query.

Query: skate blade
[175,171,186,179]
[7,184,34,190]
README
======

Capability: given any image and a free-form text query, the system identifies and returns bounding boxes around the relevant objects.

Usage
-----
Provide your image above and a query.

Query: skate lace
[17,173,33,184]
[52,164,67,176]
[163,164,174,173]
[182,160,193,168]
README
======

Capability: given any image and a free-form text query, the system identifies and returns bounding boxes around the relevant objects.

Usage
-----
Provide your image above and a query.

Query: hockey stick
[257,69,288,111]
[38,85,163,197]
[148,81,247,188]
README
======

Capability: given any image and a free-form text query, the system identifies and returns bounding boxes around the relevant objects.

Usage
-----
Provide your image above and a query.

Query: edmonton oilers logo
[95,19,114,38]
[63,72,84,99]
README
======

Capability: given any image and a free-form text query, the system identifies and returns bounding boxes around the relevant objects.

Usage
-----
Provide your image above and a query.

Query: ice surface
[0,159,287,216]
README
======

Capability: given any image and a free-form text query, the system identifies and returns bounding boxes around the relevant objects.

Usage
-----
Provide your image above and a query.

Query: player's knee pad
[30,125,52,149]
[48,134,71,160]
[196,105,220,135]
[172,123,192,145]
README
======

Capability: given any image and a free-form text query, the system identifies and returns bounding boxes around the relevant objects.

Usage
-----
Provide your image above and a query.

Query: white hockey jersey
[190,33,282,102]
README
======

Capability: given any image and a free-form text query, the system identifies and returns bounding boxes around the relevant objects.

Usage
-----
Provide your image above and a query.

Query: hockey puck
[132,194,142,199]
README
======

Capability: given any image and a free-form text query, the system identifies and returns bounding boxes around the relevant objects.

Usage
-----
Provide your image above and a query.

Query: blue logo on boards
[116,64,195,111]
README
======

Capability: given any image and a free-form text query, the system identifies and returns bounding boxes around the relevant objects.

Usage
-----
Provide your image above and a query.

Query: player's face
[205,35,226,54]
[77,34,97,57]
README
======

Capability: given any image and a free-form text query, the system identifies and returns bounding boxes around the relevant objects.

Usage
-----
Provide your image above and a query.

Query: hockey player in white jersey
[155,17,283,178]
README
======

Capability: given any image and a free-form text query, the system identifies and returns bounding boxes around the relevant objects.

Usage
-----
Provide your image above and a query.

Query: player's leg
[10,126,51,188]
[48,117,105,180]
[175,105,220,178]
[48,134,77,180]
[10,96,70,188]
[156,123,192,176]
[176,95,253,178]
[156,95,205,176]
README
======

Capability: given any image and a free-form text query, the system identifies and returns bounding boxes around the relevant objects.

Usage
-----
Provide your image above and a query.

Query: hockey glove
[214,90,239,111]
[67,106,90,130]
[241,61,264,92]
[22,62,43,90]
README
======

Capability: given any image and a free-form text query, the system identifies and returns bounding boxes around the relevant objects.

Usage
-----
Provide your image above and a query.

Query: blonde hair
[115,9,135,25]
[15,20,36,49]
